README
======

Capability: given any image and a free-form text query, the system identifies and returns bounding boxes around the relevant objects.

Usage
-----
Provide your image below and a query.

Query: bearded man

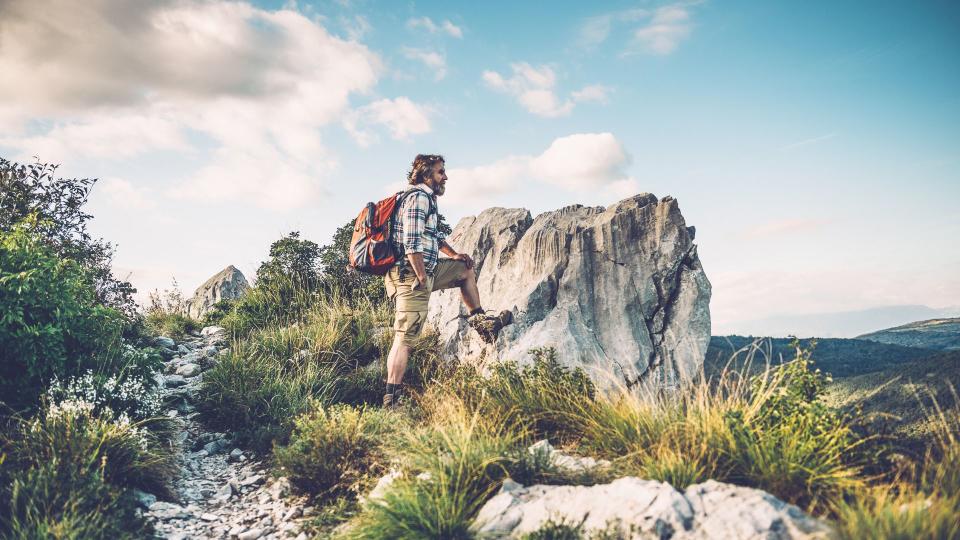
[382,154,513,407]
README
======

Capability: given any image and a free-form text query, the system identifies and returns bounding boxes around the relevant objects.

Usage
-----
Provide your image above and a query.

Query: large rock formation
[186,265,250,320]
[427,194,711,390]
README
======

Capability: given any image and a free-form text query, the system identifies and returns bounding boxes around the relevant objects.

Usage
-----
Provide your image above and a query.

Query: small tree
[0,157,137,317]
[256,232,321,290]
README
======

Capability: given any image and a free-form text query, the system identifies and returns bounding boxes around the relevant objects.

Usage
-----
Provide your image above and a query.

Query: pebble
[237,528,264,540]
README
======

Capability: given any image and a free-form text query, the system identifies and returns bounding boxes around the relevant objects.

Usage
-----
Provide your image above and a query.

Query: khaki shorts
[384,258,467,345]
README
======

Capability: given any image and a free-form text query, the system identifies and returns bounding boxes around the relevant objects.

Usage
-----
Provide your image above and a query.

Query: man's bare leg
[386,334,411,385]
[459,265,482,312]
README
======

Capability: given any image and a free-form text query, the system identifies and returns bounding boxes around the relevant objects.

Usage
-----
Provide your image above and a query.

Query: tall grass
[833,392,960,539]
[0,400,176,537]
[199,277,394,449]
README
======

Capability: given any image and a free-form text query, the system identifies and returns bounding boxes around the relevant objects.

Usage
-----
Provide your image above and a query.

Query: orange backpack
[348,188,433,275]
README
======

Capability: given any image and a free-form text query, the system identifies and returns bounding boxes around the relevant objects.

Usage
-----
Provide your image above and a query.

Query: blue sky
[1,0,957,335]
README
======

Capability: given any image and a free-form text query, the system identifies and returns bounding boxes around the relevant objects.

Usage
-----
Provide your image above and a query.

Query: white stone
[473,477,693,538]
[471,477,834,539]
[683,480,833,539]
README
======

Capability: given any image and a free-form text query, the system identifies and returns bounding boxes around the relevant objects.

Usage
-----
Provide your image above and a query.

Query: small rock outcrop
[428,194,711,390]
[186,265,249,320]
[472,477,833,539]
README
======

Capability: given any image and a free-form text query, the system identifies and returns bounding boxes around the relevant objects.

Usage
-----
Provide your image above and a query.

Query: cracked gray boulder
[427,193,711,390]
[186,265,250,320]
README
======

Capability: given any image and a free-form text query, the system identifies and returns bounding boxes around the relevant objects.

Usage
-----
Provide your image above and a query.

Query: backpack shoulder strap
[396,186,436,217]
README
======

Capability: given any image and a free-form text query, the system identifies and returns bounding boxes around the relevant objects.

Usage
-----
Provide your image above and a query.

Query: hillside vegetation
[1,158,176,537]
[705,335,936,379]
[857,317,960,351]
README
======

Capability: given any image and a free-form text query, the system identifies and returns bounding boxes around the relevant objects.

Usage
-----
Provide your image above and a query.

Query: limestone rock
[683,480,834,539]
[428,194,711,390]
[186,265,249,320]
[473,477,694,538]
[472,477,833,539]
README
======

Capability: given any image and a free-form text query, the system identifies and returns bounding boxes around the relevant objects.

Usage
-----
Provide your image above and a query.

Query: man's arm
[440,240,474,269]
[406,252,429,284]
[439,240,457,257]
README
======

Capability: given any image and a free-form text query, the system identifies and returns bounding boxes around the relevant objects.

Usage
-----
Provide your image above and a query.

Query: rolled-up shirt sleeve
[402,192,429,254]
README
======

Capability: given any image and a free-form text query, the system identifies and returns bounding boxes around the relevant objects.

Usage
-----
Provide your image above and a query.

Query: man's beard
[435,182,446,196]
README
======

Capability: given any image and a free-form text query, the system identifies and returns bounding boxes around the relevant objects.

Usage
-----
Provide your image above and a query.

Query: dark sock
[469,307,484,316]
[394,383,404,399]
[385,383,398,395]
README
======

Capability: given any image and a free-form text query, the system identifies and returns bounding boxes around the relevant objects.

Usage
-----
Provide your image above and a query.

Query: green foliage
[0,157,136,316]
[202,298,237,326]
[0,221,129,412]
[273,404,396,498]
[144,278,201,338]
[317,220,387,306]
[0,402,176,537]
[257,231,321,290]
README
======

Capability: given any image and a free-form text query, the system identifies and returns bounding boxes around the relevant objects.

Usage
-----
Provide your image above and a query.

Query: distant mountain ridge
[725,304,960,339]
[857,318,960,351]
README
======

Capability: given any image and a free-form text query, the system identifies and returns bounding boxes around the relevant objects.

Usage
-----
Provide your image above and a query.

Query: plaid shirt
[392,184,446,274]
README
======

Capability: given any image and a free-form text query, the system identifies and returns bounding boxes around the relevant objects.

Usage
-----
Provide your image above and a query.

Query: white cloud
[95,177,157,211]
[530,133,631,190]
[344,97,433,146]
[0,111,188,162]
[571,85,612,104]
[632,5,692,55]
[0,0,392,210]
[427,132,635,210]
[402,47,447,80]
[406,16,463,38]
[482,63,610,118]
[580,4,694,55]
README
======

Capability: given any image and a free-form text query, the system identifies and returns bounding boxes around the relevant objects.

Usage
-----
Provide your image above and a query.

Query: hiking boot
[382,393,396,408]
[468,309,514,344]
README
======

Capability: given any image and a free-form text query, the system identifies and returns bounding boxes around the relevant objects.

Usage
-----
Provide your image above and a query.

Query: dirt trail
[143,330,313,540]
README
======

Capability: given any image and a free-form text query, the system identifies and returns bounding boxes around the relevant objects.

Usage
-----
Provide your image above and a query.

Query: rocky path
[142,329,313,540]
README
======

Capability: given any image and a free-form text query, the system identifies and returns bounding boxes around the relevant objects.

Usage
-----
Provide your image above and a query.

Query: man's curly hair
[407,154,445,185]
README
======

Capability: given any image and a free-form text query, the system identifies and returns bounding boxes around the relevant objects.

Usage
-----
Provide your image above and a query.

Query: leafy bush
[274,404,396,498]
[0,221,129,412]
[202,298,237,326]
[257,231,321,291]
[0,157,136,315]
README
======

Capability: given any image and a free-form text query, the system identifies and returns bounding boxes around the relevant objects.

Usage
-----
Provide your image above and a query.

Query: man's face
[425,161,447,196]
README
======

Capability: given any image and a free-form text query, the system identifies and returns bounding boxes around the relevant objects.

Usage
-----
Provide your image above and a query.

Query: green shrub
[0,221,128,412]
[4,459,150,540]
[274,404,396,498]
[0,400,176,537]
